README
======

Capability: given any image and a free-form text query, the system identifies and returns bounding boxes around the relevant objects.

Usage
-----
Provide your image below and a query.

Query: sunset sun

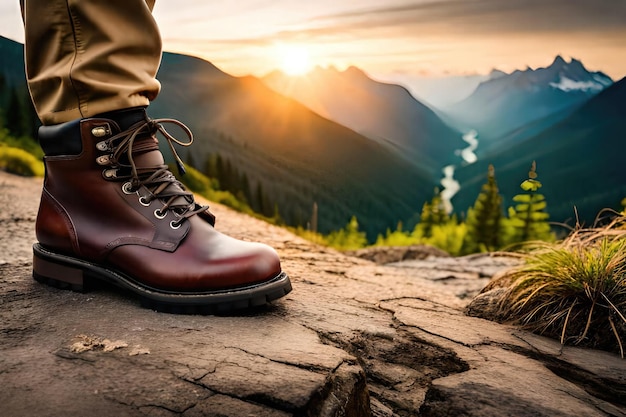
[278,45,312,76]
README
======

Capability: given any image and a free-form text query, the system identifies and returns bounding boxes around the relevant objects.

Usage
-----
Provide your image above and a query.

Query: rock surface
[1,170,625,417]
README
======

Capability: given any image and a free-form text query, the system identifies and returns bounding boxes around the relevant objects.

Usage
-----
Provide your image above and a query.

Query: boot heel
[33,250,87,292]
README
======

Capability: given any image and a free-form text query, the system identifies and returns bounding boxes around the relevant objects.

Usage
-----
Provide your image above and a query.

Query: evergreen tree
[21,89,39,139]
[5,88,23,137]
[205,153,219,179]
[504,161,553,245]
[215,154,225,186]
[255,182,273,217]
[186,150,196,169]
[1,86,39,140]
[272,203,282,224]
[310,201,318,233]
[462,164,503,253]
[0,73,6,126]
[241,172,252,205]
[221,158,234,192]
[415,188,449,238]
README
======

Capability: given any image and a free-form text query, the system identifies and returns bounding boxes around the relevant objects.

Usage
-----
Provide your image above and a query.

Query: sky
[2,0,625,85]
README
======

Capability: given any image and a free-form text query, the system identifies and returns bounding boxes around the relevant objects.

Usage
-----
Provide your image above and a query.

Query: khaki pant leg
[22,0,161,125]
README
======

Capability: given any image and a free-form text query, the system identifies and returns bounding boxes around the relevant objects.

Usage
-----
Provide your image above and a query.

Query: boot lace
[99,117,208,227]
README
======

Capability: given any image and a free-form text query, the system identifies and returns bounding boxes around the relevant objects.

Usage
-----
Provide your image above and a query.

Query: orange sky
[152,0,626,81]
[2,1,625,80]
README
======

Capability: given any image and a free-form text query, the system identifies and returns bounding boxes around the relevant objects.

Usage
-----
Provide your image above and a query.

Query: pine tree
[241,172,252,205]
[205,153,219,179]
[462,164,503,253]
[5,88,24,137]
[255,182,273,217]
[504,161,553,244]
[415,188,449,238]
[0,73,7,127]
[186,151,196,169]
[21,89,39,139]
[310,201,318,233]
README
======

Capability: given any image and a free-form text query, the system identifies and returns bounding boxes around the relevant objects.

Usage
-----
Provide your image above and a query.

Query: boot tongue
[132,137,166,168]
[132,136,191,208]
[99,107,193,208]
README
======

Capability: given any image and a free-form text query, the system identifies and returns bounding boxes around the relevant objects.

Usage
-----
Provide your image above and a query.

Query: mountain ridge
[444,55,613,141]
[262,65,465,174]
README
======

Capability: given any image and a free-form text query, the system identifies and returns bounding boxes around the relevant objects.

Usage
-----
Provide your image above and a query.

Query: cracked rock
[1,170,624,417]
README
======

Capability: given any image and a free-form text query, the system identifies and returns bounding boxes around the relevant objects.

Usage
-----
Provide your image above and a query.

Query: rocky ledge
[1,170,624,417]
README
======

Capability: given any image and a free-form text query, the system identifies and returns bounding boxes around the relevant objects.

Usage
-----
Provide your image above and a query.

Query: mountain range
[380,72,496,108]
[260,55,623,227]
[443,56,613,142]
[262,66,464,174]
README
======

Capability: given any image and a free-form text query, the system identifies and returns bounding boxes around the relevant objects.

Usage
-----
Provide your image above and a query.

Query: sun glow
[277,45,313,76]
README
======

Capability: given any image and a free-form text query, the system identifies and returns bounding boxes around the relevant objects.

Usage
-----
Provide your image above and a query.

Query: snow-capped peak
[550,76,607,92]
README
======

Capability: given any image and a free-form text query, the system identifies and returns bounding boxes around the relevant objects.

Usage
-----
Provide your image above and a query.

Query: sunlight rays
[275,44,314,76]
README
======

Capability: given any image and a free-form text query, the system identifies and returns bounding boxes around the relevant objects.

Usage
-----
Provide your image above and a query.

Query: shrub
[497,216,626,356]
[375,222,416,247]
[324,216,368,251]
[0,146,44,177]
[0,128,43,159]
[291,226,327,246]
[424,220,467,257]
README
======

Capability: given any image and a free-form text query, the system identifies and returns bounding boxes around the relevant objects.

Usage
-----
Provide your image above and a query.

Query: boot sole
[32,243,292,314]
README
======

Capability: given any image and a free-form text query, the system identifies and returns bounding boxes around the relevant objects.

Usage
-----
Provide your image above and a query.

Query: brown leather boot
[33,108,291,313]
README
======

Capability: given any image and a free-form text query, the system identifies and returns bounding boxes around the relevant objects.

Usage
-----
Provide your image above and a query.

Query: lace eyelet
[91,125,110,138]
[96,141,110,151]
[122,182,135,195]
[103,169,117,179]
[139,196,151,207]
[170,220,181,230]
[154,209,167,219]
[96,155,111,165]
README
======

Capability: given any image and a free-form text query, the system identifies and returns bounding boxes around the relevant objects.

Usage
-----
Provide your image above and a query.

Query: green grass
[497,216,626,356]
[0,145,44,177]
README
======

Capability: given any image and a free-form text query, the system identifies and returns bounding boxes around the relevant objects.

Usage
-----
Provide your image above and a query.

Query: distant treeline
[0,74,39,141]
[189,152,276,219]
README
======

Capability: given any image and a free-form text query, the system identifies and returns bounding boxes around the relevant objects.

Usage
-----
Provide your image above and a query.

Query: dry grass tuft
[497,215,626,356]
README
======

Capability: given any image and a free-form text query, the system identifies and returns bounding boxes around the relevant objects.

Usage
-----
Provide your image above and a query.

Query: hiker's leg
[21,0,161,125]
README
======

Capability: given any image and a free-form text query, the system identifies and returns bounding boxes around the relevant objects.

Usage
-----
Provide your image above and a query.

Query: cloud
[154,0,626,53]
[131,1,626,79]
[300,0,626,36]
